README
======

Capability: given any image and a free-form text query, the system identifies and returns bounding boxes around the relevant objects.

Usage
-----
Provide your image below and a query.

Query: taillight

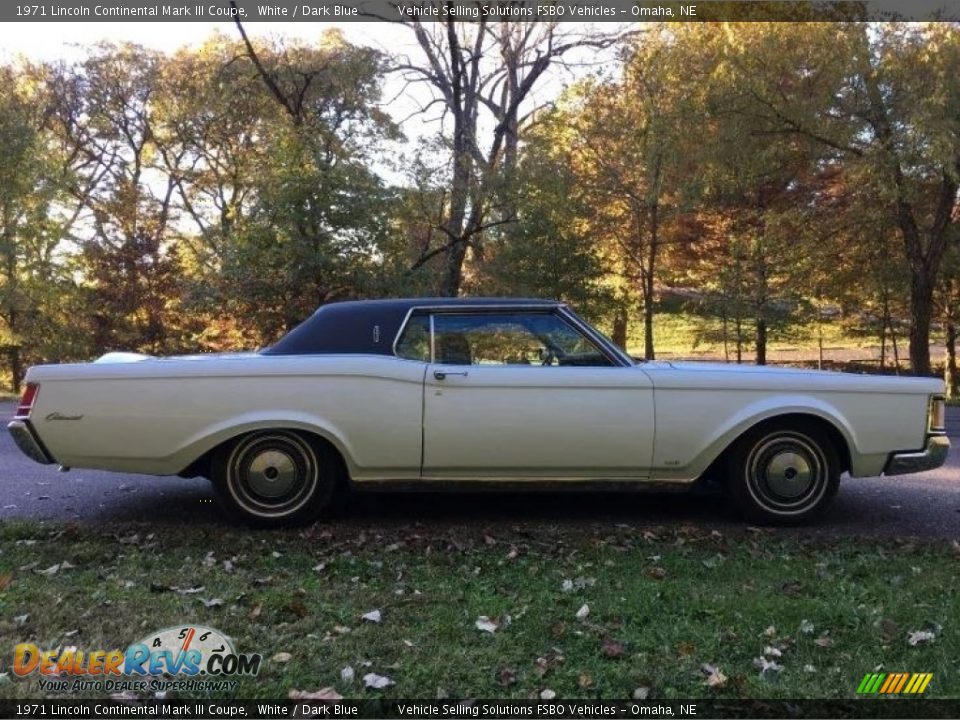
[929,396,946,433]
[15,382,39,418]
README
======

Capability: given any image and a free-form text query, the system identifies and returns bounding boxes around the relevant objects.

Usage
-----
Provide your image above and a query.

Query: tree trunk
[721,305,729,363]
[946,319,958,400]
[8,345,23,394]
[755,317,767,366]
[611,306,628,351]
[735,313,743,364]
[879,308,887,372]
[908,272,934,376]
[890,315,901,376]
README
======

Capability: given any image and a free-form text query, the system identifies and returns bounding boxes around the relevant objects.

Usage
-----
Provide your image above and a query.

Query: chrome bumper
[885,435,950,476]
[7,420,55,465]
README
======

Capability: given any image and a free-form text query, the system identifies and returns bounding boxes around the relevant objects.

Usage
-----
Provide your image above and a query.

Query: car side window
[432,312,613,367]
[395,314,431,362]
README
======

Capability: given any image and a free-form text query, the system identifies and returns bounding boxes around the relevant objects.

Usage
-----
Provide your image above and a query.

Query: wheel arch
[693,404,855,485]
[175,416,356,481]
[719,412,852,475]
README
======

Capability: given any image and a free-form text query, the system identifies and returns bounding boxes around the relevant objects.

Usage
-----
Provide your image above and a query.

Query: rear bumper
[7,420,56,465]
[884,435,950,476]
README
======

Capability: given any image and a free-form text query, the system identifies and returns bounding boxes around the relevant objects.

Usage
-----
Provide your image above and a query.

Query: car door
[418,309,655,480]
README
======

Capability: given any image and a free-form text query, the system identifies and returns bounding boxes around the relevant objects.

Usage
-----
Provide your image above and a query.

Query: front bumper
[7,420,56,465]
[885,435,950,476]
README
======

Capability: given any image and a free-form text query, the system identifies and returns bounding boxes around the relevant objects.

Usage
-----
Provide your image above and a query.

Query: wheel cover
[227,433,319,518]
[744,432,829,516]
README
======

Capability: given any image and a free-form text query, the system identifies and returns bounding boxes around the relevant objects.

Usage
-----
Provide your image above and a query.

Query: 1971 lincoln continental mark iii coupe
[8,298,950,526]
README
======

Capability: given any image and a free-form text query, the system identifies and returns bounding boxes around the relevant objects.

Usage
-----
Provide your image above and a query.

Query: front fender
[653,394,862,481]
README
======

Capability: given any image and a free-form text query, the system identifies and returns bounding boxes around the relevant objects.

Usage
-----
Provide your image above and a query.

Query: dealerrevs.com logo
[13,625,261,694]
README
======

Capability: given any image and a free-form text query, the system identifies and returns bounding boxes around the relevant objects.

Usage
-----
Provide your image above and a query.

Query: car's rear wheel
[726,420,840,525]
[212,430,342,527]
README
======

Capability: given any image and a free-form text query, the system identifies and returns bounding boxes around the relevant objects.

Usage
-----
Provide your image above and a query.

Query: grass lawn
[0,520,956,701]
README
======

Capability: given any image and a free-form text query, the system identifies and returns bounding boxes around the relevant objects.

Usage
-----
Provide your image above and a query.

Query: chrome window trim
[391,302,630,368]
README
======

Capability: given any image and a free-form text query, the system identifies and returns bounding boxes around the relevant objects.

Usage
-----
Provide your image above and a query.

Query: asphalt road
[0,401,957,537]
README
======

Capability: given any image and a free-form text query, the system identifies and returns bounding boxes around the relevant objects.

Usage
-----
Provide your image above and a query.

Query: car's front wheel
[726,421,840,525]
[212,430,342,527]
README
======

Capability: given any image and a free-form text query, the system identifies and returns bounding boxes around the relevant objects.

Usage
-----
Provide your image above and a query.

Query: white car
[8,298,950,526]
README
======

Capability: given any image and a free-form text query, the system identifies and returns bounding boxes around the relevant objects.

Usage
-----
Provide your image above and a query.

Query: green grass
[1,520,957,700]
[625,312,883,359]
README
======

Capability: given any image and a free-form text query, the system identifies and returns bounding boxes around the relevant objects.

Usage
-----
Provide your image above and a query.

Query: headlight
[929,396,946,433]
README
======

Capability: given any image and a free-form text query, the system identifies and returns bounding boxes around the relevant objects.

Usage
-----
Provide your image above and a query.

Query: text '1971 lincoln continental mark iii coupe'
[8,298,950,526]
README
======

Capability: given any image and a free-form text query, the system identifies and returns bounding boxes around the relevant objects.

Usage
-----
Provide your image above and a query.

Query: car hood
[643,360,944,393]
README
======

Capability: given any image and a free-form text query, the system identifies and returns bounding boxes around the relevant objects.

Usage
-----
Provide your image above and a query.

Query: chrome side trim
[884,435,950,476]
[7,420,56,465]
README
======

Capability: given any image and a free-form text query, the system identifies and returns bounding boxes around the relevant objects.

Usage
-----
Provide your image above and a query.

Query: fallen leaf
[577,672,594,689]
[575,604,590,620]
[249,603,263,621]
[561,579,574,592]
[877,618,897,643]
[313,563,326,572]
[222,560,235,573]
[341,666,355,682]
[200,598,224,608]
[753,656,783,675]
[647,567,667,580]
[540,689,556,700]
[804,665,817,673]
[0,574,12,591]
[907,630,936,646]
[272,652,292,663]
[14,614,29,625]
[498,668,516,687]
[701,663,727,689]
[286,599,309,618]
[676,641,696,657]
[533,652,565,677]
[814,635,834,648]
[763,646,783,658]
[800,619,815,635]
[601,637,625,659]
[363,673,395,690]
[289,688,343,700]
[174,586,205,595]
[362,610,383,623]
[764,625,777,638]
[476,616,499,633]
[332,625,352,635]
[633,687,651,700]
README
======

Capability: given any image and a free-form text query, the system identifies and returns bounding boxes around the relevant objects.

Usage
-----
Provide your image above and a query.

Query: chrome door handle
[434,370,469,380]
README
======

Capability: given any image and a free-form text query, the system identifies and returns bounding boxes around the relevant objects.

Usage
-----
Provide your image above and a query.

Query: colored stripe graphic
[859,672,932,695]
[892,673,909,693]
[879,674,897,693]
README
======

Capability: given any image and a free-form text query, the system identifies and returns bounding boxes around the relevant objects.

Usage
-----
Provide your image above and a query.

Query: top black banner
[3,1,959,23]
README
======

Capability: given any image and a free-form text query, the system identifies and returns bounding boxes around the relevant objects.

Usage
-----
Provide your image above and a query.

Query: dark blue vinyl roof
[262,298,561,356]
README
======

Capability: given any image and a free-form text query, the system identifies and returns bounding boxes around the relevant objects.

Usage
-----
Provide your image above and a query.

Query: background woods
[0,21,958,393]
